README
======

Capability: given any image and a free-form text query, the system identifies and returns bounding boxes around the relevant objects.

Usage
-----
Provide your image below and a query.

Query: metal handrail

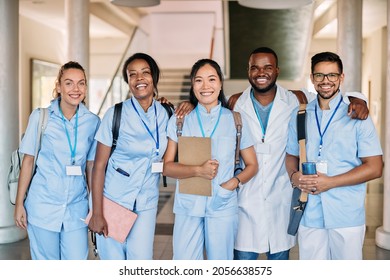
[97,26,138,116]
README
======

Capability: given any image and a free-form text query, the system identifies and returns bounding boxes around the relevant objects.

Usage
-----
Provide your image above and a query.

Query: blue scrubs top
[20,98,100,232]
[167,103,255,218]
[95,97,169,211]
[286,93,382,228]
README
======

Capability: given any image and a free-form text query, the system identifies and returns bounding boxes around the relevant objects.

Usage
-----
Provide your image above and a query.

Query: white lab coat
[234,84,310,254]
[234,85,367,254]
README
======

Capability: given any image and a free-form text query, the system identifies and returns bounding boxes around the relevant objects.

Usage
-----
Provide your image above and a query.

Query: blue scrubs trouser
[96,207,157,260]
[28,223,88,260]
[173,213,237,260]
[233,249,290,260]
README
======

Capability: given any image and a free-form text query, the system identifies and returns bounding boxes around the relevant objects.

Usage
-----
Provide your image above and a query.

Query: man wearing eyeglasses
[285,51,383,259]
[230,47,370,261]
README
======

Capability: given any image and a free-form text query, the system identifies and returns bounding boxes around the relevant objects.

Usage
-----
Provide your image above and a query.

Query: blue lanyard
[59,105,79,165]
[315,96,342,157]
[250,90,273,142]
[131,99,160,156]
[195,105,222,138]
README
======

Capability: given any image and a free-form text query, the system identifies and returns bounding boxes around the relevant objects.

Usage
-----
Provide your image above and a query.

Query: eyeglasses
[312,73,341,82]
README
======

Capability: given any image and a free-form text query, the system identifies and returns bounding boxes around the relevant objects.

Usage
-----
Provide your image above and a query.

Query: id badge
[316,160,328,174]
[256,142,271,154]
[66,165,83,176]
[152,162,163,173]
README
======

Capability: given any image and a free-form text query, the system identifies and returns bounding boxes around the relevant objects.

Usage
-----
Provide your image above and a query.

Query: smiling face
[311,61,344,100]
[56,68,86,108]
[192,63,222,112]
[248,52,279,94]
[126,58,155,103]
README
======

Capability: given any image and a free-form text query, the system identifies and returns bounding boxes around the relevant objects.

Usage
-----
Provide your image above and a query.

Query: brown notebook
[85,196,138,243]
[178,136,212,196]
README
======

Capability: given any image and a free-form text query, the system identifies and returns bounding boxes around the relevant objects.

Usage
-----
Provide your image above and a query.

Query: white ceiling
[18,0,388,39]
[314,0,387,38]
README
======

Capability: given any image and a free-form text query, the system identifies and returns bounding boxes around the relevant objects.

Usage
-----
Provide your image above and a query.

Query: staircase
[158,69,191,107]
[95,69,191,117]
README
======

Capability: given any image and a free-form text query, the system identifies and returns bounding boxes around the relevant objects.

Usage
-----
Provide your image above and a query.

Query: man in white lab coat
[230,47,368,260]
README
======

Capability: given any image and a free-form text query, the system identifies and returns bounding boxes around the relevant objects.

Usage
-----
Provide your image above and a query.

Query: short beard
[317,87,340,100]
[249,79,277,94]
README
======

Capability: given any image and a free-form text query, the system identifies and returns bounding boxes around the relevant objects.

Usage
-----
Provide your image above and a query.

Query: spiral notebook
[85,196,137,243]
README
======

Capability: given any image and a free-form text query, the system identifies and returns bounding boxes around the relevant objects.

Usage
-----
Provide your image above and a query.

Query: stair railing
[97,27,138,116]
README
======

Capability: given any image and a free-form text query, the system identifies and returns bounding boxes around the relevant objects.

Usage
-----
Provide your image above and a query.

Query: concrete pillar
[65,0,90,106]
[0,0,27,244]
[337,0,362,92]
[375,0,390,250]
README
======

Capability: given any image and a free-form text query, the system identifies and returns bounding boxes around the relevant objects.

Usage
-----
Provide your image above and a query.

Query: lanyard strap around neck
[251,90,273,142]
[195,105,222,138]
[315,96,343,157]
[59,104,79,165]
[131,99,160,155]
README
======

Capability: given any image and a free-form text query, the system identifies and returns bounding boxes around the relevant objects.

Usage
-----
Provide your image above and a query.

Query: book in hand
[178,136,212,196]
[85,196,137,243]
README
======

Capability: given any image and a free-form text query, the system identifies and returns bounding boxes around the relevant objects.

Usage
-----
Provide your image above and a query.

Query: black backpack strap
[160,102,174,119]
[291,91,308,203]
[111,102,123,157]
[291,90,308,166]
[160,102,174,188]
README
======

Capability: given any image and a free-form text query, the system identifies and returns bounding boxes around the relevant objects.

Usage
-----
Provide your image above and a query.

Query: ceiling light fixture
[238,0,314,9]
[110,0,160,8]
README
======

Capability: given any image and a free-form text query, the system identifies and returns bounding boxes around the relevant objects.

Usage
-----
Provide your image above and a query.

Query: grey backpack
[8,108,48,205]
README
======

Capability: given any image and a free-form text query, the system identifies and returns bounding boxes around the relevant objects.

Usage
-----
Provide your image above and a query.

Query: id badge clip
[256,142,271,154]
[152,161,163,173]
[316,160,328,174]
[66,165,83,176]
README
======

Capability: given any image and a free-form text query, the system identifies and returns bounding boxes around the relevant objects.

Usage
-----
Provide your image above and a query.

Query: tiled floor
[1,179,389,260]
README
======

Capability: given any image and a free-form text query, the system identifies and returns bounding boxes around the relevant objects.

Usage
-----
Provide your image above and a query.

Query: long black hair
[188,58,228,108]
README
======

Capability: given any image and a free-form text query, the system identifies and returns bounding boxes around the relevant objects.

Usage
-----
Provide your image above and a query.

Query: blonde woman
[15,61,100,259]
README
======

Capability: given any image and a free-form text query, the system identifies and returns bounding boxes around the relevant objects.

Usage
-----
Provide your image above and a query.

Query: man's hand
[175,101,194,118]
[348,97,369,120]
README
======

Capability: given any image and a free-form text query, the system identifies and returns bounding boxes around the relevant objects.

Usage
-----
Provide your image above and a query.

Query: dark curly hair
[122,53,160,97]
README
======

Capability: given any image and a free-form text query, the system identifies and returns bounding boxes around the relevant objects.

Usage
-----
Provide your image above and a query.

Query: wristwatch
[234,176,243,189]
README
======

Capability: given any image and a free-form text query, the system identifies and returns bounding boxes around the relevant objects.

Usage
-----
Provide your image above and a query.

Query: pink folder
[85,196,138,243]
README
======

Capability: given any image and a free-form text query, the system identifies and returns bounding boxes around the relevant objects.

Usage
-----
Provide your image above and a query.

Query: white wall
[150,12,214,69]
[362,26,387,147]
[90,37,129,78]
[131,1,225,71]
[19,15,65,132]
